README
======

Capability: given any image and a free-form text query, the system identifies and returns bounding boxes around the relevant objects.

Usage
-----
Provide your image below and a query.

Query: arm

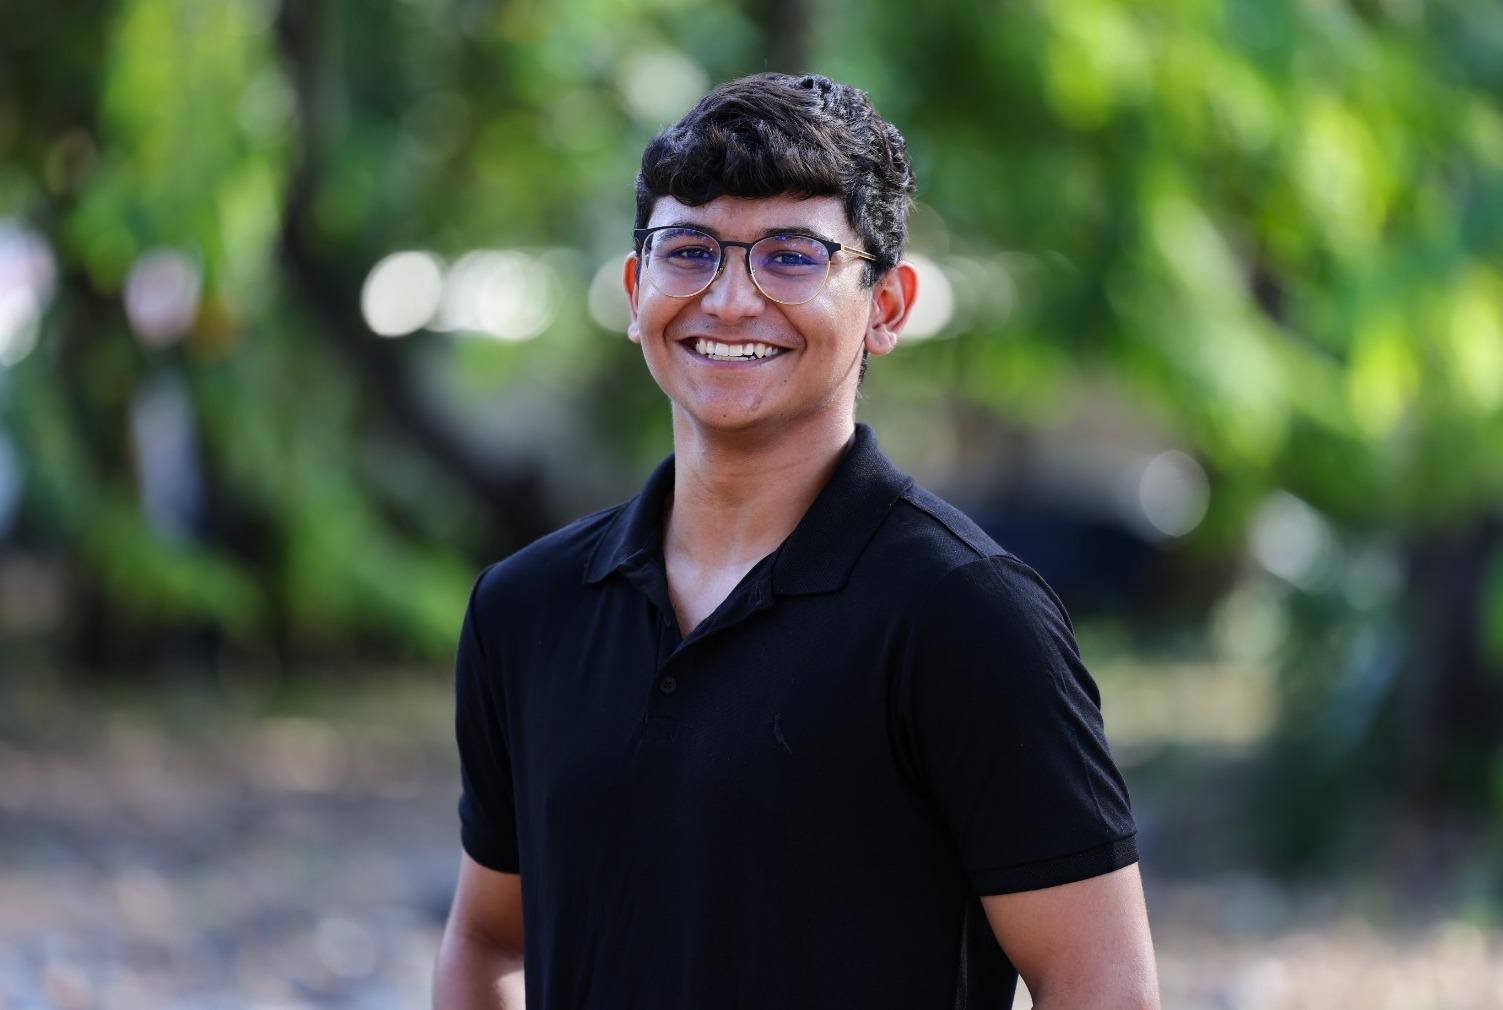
[901,556,1154,1006]
[433,852,526,1010]
[981,863,1159,1010]
[441,563,526,1007]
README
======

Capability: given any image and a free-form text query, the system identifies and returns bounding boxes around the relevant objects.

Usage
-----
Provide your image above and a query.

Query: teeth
[691,338,784,360]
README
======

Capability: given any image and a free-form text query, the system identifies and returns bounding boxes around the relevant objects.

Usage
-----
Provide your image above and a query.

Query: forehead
[646,194,853,239]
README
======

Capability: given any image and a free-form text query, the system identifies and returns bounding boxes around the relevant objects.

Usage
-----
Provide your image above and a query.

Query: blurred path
[0,675,1499,1010]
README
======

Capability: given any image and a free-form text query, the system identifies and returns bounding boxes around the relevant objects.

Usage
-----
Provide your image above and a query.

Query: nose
[698,246,766,320]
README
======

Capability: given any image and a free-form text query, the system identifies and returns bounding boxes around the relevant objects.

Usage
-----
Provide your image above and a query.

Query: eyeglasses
[632,226,877,306]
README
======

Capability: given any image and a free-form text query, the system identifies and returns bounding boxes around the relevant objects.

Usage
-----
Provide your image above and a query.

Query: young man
[434,73,1159,1010]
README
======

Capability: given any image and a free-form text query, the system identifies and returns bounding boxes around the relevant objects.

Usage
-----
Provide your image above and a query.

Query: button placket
[649,606,685,711]
[644,550,777,709]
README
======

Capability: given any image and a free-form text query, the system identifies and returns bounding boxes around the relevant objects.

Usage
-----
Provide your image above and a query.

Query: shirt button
[658,676,677,695]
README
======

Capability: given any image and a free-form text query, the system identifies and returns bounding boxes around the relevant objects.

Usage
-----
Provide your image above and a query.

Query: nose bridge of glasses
[708,239,761,294]
[719,239,757,271]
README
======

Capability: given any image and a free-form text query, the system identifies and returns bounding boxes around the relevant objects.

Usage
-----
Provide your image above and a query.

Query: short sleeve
[900,554,1138,895]
[455,563,521,873]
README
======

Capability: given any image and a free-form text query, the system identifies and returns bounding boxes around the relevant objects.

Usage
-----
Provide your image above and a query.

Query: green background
[2,1,1501,1005]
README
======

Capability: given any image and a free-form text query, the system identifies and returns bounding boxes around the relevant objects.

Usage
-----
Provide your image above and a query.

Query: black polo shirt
[454,422,1138,1010]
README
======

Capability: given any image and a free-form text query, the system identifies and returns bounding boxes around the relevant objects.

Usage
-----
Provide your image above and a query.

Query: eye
[768,249,816,266]
[755,235,828,274]
[652,229,719,268]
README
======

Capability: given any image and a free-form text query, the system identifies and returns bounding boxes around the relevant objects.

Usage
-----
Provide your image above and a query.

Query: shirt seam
[896,490,1001,563]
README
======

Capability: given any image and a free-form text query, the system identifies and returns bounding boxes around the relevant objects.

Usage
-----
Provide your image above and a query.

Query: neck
[663,409,857,571]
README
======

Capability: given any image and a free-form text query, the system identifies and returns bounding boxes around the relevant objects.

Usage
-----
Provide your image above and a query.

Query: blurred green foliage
[2,0,1502,863]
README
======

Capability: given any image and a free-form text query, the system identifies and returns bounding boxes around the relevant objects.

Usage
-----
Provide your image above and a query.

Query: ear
[864,260,919,357]
[622,251,643,344]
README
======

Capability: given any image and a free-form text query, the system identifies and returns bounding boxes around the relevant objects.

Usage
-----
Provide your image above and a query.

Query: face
[623,193,917,437]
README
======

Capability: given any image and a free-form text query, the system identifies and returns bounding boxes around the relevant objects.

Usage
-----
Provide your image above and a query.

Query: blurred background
[2,0,1502,1006]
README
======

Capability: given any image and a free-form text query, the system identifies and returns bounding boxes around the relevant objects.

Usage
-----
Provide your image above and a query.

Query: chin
[685,409,771,433]
[674,398,788,435]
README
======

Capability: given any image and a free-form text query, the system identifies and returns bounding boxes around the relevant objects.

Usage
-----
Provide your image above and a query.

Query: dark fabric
[453,422,1138,1010]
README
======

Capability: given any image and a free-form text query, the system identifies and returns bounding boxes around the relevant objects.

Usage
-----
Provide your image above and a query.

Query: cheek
[637,307,696,376]
[799,302,867,352]
[635,296,680,343]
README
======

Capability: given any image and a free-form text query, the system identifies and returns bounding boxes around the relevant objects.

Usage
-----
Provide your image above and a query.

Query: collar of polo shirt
[581,422,916,595]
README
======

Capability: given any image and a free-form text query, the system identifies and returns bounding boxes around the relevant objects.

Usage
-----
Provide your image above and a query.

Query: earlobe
[867,328,898,355]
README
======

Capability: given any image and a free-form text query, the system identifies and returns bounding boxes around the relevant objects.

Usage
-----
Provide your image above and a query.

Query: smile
[690,338,786,362]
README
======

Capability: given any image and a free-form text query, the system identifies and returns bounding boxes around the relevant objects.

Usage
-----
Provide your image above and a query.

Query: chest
[501,589,919,850]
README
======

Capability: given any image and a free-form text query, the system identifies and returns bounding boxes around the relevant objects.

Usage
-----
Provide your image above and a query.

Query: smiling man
[433,73,1159,1010]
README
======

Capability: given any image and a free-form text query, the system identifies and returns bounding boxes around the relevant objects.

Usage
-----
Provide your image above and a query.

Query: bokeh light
[1250,491,1336,588]
[588,256,632,333]
[123,248,202,348]
[1134,449,1210,539]
[614,47,709,125]
[0,221,57,367]
[432,250,557,342]
[360,251,445,338]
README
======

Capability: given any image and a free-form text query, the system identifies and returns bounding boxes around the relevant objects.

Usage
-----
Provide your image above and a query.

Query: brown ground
[0,671,1498,1010]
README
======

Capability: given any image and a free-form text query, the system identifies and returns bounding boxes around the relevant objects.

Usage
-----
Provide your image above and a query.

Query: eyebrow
[658,221,839,244]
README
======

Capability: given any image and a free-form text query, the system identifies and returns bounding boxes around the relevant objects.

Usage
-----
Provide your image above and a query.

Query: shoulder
[872,482,1068,612]
[880,491,1096,716]
[917,552,1077,651]
[863,481,1077,650]
[470,502,623,615]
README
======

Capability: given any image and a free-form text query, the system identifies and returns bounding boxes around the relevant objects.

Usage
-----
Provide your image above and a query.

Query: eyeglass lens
[643,228,832,303]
